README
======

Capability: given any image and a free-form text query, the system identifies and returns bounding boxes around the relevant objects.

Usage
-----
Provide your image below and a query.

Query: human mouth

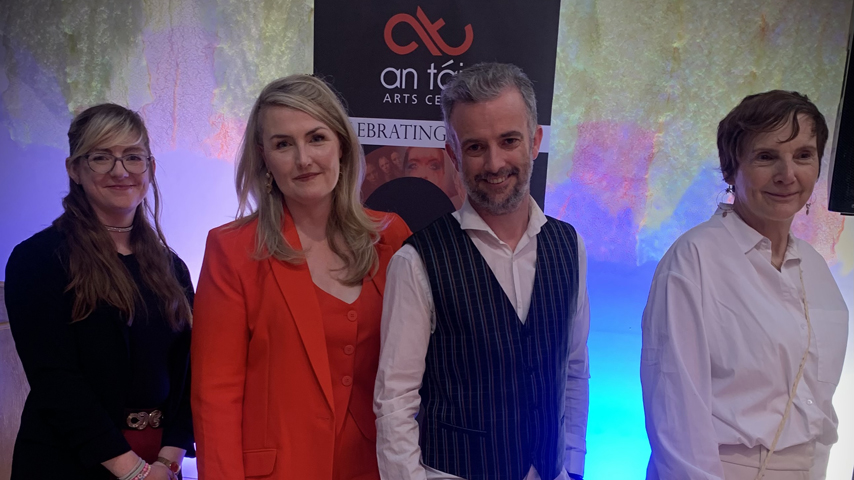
[294,172,321,181]
[106,185,135,190]
[478,169,518,186]
[766,191,799,200]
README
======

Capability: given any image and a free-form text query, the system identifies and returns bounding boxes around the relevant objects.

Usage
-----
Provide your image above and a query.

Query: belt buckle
[126,410,162,430]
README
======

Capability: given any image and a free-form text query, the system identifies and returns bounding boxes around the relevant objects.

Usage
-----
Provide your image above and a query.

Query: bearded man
[374,62,590,480]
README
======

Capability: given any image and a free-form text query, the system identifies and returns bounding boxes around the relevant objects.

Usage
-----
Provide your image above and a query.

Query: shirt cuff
[565,446,586,477]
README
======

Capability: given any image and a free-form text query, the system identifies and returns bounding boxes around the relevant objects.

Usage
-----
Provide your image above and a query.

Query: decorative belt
[126,409,163,430]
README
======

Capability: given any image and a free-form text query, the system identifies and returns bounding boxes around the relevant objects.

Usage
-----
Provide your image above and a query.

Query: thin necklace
[103,224,133,233]
[755,264,812,479]
[725,205,811,478]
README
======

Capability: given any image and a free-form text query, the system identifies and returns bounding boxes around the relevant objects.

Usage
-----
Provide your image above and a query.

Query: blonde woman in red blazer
[191,75,411,480]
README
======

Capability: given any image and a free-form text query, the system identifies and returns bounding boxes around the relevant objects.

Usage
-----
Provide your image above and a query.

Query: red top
[315,279,384,480]
[191,209,411,480]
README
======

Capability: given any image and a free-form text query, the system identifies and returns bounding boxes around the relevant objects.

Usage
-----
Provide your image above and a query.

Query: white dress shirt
[641,206,849,480]
[375,197,590,480]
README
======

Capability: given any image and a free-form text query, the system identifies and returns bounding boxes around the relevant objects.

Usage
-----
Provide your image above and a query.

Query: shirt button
[347,310,358,322]
[342,375,353,386]
[806,399,814,405]
[344,345,355,355]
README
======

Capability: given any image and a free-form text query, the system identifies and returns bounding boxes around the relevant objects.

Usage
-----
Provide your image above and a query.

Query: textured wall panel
[0,1,851,477]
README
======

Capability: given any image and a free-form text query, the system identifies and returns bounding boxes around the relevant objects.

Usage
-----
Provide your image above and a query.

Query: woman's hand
[101,451,141,478]
[148,463,178,480]
[155,446,185,478]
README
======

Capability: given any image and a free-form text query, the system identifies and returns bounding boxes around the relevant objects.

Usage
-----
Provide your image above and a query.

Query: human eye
[275,139,291,149]
[502,137,521,148]
[310,133,327,143]
[465,143,484,155]
[429,161,441,171]
[89,154,112,164]
[796,150,816,161]
[754,152,775,162]
[124,154,146,163]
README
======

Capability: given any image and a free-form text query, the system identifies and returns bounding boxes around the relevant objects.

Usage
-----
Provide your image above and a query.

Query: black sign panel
[315,0,561,215]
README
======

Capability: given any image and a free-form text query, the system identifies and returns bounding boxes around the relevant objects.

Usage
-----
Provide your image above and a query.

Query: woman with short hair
[641,91,848,479]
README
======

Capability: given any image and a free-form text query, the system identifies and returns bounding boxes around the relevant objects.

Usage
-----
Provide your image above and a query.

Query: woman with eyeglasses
[4,104,194,480]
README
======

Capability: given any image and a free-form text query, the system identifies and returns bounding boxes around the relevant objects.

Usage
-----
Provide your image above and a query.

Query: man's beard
[464,162,532,216]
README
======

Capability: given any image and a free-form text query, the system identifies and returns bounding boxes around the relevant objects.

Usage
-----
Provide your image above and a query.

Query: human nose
[775,157,796,183]
[294,144,312,169]
[109,157,130,177]
[482,146,506,173]
[413,167,428,180]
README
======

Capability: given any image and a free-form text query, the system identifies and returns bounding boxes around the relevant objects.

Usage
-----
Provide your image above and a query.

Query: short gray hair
[440,62,538,151]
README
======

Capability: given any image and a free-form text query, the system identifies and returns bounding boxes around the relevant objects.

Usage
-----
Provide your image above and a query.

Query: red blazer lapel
[267,209,335,414]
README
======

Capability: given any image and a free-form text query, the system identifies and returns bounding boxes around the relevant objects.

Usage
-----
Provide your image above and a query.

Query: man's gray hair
[440,62,538,151]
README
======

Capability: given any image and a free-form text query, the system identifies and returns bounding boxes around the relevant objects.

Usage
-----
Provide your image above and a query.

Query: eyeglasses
[82,153,151,174]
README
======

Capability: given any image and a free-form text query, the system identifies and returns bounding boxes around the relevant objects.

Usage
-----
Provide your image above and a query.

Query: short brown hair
[717,90,828,183]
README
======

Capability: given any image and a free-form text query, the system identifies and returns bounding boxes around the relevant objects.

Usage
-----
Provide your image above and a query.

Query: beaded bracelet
[130,463,151,480]
[117,459,144,480]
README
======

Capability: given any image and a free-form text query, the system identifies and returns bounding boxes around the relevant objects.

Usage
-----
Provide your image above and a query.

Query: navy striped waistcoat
[406,213,579,480]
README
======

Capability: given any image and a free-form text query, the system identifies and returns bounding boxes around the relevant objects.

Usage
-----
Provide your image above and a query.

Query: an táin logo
[384,7,474,56]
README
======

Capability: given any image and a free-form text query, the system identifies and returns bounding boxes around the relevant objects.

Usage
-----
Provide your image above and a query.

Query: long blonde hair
[57,104,191,330]
[235,75,383,285]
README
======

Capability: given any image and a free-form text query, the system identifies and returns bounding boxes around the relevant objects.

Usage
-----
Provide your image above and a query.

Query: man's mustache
[475,167,520,183]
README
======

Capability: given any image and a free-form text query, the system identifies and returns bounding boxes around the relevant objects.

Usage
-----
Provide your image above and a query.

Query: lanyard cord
[755,264,812,479]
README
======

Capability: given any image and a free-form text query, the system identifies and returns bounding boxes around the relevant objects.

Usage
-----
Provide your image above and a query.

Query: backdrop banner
[315,1,562,228]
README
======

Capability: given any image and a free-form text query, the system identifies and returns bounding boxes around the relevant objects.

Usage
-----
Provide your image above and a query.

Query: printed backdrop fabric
[0,1,851,478]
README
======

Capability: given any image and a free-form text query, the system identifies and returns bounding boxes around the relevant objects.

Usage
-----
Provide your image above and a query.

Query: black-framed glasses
[83,153,151,174]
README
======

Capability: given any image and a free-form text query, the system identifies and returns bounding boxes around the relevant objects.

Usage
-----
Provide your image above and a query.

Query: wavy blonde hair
[58,104,191,329]
[235,75,384,285]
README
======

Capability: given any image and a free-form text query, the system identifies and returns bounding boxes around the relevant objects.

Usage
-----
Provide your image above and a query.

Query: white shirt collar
[453,195,547,242]
[715,203,801,260]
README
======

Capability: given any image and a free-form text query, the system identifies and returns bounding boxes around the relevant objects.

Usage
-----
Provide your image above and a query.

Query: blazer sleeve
[4,238,131,466]
[161,255,195,454]
[191,228,250,479]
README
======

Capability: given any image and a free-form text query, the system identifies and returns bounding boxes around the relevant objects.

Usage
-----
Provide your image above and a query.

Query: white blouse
[640,206,848,480]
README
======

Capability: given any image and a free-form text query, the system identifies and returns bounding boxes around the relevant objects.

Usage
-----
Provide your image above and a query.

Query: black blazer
[4,226,194,479]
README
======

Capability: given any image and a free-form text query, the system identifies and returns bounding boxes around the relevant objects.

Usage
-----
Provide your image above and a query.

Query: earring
[716,185,735,217]
[265,172,273,194]
[805,193,816,215]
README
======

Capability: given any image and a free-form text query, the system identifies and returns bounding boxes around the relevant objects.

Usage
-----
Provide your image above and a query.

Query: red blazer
[191,209,410,479]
